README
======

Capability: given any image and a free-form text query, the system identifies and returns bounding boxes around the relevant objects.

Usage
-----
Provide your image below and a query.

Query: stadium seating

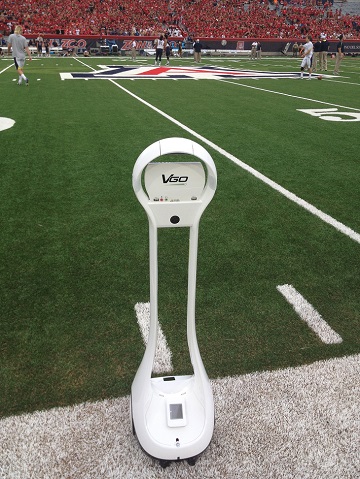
[0,0,359,39]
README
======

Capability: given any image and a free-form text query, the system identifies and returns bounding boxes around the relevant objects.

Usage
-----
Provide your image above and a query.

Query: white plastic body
[131,138,217,461]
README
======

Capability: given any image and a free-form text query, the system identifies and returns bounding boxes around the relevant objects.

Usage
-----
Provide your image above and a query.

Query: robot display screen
[169,403,183,420]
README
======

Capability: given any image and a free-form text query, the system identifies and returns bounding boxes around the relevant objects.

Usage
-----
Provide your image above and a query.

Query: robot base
[132,416,200,468]
[131,375,214,468]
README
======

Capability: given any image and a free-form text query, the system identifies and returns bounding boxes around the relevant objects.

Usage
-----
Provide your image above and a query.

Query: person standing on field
[131,39,136,61]
[165,38,171,65]
[154,34,164,66]
[333,34,345,75]
[292,42,299,57]
[7,25,32,86]
[319,34,329,71]
[177,40,183,58]
[250,40,257,60]
[312,36,321,72]
[299,35,313,80]
[193,39,202,63]
[256,41,262,60]
[35,33,44,57]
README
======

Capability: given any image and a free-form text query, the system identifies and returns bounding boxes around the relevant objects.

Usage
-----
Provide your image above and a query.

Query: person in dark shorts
[193,39,202,63]
[165,34,171,65]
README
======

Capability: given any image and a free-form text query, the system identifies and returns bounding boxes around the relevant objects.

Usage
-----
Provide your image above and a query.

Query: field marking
[134,302,173,373]
[0,117,15,132]
[74,57,98,71]
[0,63,15,75]
[277,284,343,344]
[218,79,360,111]
[298,107,360,122]
[71,57,360,244]
[1,353,359,478]
[324,79,360,86]
[107,79,360,244]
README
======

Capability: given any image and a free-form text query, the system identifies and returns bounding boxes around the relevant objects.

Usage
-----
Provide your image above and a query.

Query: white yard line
[71,58,360,244]
[277,284,343,344]
[108,78,360,244]
[0,63,15,74]
[218,78,360,111]
[74,57,98,71]
[322,79,360,86]
[134,302,173,374]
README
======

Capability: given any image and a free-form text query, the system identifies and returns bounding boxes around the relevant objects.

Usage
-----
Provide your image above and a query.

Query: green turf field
[0,55,359,417]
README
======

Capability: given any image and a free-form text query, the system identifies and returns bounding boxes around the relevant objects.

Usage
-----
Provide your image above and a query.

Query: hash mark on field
[134,302,173,373]
[277,284,343,344]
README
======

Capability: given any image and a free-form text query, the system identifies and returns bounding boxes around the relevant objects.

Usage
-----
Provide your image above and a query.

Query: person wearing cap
[319,34,329,71]
[193,39,202,63]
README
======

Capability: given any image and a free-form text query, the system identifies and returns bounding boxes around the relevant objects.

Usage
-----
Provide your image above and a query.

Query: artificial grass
[0,56,359,416]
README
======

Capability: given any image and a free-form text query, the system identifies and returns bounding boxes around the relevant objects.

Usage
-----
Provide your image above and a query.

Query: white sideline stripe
[277,284,343,344]
[1,354,359,479]
[134,302,173,373]
[75,57,98,71]
[108,79,360,245]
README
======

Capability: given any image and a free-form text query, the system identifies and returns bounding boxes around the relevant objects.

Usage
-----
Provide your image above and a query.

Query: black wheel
[131,417,136,435]
[159,460,171,469]
[130,397,136,436]
[187,456,197,466]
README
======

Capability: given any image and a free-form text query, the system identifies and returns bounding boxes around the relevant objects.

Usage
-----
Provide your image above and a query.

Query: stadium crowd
[0,0,359,39]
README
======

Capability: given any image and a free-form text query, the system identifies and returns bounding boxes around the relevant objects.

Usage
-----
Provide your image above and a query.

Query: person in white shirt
[300,35,313,80]
[154,35,164,66]
[131,39,137,61]
[250,41,257,60]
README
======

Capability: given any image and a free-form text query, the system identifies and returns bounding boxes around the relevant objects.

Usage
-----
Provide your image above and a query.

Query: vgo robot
[131,138,217,468]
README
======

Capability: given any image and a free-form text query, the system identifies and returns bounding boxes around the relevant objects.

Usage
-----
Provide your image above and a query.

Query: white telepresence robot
[131,137,217,468]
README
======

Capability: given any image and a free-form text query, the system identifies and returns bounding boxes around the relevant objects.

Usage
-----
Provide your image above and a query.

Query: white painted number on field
[297,108,360,122]
[134,302,173,373]
[277,284,343,344]
[0,117,15,132]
